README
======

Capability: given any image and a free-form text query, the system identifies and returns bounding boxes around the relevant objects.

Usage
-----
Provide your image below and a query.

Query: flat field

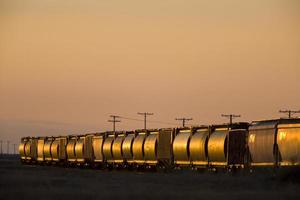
[0,156,300,200]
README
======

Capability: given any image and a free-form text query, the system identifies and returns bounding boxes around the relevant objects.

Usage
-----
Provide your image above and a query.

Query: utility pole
[175,118,193,127]
[221,114,241,125]
[108,115,121,132]
[7,140,10,155]
[137,112,153,130]
[13,144,16,155]
[279,110,300,119]
[0,140,2,155]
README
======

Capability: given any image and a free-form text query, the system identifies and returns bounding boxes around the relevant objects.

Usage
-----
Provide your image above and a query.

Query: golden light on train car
[248,121,277,166]
[189,128,209,166]
[19,139,27,160]
[92,134,105,163]
[37,137,46,162]
[132,132,146,164]
[112,134,126,163]
[207,129,228,166]
[44,138,54,161]
[173,129,192,165]
[122,133,135,163]
[67,137,77,162]
[103,135,115,162]
[277,123,300,166]
[144,133,158,163]
[75,135,93,163]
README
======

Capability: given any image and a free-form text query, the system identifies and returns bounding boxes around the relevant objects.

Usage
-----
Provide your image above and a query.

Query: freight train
[19,118,300,171]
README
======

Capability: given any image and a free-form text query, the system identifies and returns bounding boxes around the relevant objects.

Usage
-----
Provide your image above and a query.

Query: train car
[51,136,68,164]
[112,131,130,167]
[103,132,116,167]
[92,133,106,167]
[37,137,47,163]
[248,118,300,168]
[172,128,193,167]
[132,129,151,166]
[75,134,93,165]
[189,126,210,169]
[44,137,54,162]
[25,137,38,163]
[122,131,137,167]
[66,136,77,164]
[19,137,29,162]
[144,128,174,168]
[207,123,249,170]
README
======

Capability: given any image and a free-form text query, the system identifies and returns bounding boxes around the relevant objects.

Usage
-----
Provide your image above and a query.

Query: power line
[279,110,300,119]
[221,114,241,125]
[137,112,154,130]
[108,115,121,132]
[175,118,193,127]
[119,116,177,126]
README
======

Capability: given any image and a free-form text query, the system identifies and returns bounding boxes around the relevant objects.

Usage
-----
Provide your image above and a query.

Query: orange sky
[0,0,300,150]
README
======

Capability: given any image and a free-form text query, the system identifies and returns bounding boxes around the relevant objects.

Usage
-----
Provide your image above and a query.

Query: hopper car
[19,118,300,172]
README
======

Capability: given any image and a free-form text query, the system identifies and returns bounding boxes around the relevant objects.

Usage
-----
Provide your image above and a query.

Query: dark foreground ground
[1,156,300,200]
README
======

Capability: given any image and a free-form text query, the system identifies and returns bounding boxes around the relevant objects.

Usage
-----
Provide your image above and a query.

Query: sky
[0,0,300,151]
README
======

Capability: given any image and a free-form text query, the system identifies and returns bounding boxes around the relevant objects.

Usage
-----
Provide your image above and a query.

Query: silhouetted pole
[0,140,2,155]
[221,114,241,125]
[175,118,193,127]
[7,140,10,154]
[13,144,16,155]
[108,115,121,132]
[137,112,153,130]
[279,110,300,119]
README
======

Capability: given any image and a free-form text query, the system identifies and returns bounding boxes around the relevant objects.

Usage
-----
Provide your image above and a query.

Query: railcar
[75,134,93,165]
[51,136,68,164]
[44,137,54,162]
[248,118,300,169]
[207,123,249,170]
[144,128,174,168]
[37,137,46,163]
[19,137,29,162]
[92,133,106,167]
[122,131,137,167]
[66,136,77,164]
[102,132,116,167]
[172,127,194,167]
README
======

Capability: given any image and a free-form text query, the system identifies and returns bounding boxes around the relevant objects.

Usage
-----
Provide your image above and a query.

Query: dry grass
[0,156,300,200]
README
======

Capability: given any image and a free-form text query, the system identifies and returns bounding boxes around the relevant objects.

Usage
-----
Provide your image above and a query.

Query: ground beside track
[0,156,300,200]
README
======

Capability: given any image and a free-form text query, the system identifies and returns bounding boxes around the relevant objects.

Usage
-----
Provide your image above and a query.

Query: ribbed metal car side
[44,137,54,162]
[75,135,93,164]
[19,138,28,161]
[51,136,67,163]
[92,134,105,163]
[132,131,147,164]
[103,134,115,163]
[122,133,136,164]
[248,121,277,167]
[189,128,209,167]
[173,129,192,166]
[66,137,77,163]
[277,123,300,166]
[112,133,126,164]
[37,137,46,162]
